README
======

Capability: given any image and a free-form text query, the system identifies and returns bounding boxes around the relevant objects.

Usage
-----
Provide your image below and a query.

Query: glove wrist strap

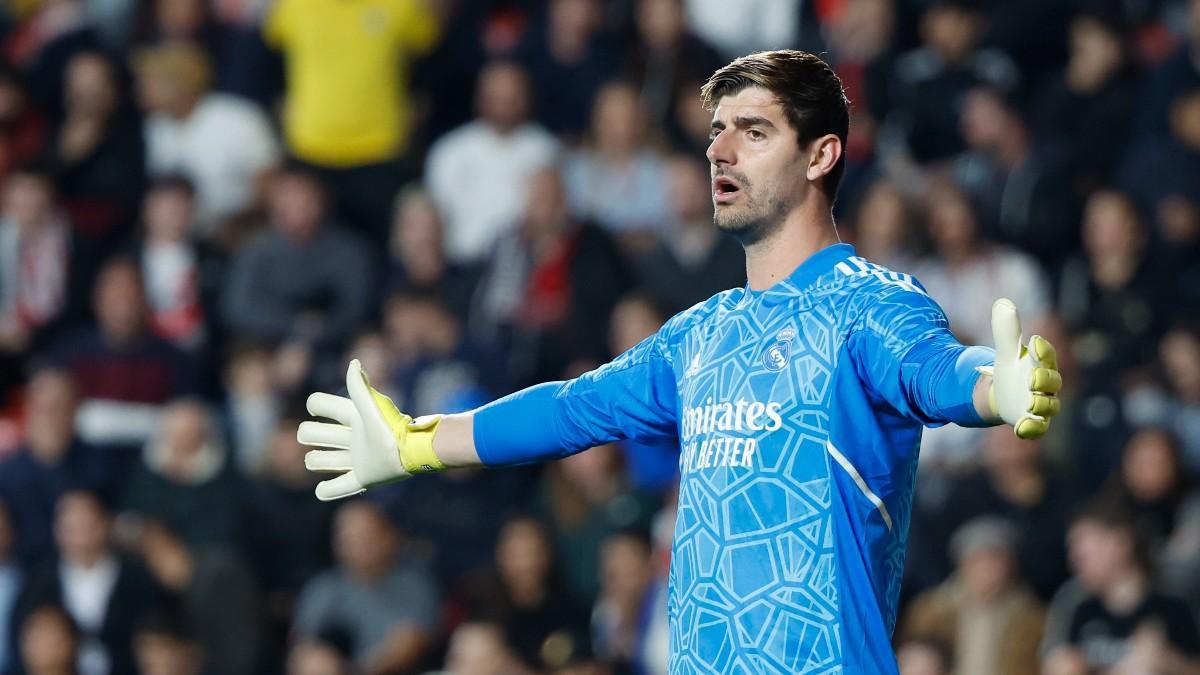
[400,415,446,474]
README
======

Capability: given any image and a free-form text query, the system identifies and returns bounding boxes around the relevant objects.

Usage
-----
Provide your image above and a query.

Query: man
[424,60,559,265]
[293,501,439,675]
[299,51,1063,672]
[1041,500,1200,674]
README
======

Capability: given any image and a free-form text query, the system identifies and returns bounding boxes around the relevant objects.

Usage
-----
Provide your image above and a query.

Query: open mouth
[713,176,742,203]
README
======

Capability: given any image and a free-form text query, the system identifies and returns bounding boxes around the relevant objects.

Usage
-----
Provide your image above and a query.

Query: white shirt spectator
[425,120,559,264]
[145,93,280,236]
[563,149,670,234]
[915,247,1050,345]
[684,0,801,61]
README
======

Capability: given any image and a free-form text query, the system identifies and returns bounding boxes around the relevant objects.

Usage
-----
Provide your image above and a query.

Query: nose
[706,129,734,168]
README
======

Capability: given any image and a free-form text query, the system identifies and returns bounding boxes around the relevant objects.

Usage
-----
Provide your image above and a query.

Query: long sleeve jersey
[473,243,995,673]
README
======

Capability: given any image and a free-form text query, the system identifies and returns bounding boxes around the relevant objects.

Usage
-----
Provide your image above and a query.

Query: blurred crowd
[0,0,1198,673]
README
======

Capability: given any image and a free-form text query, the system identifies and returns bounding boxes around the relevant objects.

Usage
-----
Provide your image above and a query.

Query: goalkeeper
[298,50,1062,674]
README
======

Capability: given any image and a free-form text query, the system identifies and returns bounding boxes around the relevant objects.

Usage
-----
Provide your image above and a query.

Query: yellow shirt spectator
[265,0,438,167]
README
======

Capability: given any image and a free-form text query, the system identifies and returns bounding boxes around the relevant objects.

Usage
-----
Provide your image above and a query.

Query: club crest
[762,329,796,372]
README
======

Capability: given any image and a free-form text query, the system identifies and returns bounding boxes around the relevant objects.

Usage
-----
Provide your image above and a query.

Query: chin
[714,209,768,246]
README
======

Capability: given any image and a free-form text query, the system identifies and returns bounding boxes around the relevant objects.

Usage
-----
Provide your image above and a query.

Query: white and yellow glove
[298,359,444,501]
[977,298,1063,440]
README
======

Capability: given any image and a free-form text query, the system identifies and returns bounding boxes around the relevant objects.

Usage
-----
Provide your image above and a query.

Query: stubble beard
[713,182,793,247]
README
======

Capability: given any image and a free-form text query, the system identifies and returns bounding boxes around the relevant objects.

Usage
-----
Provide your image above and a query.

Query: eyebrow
[711,115,777,131]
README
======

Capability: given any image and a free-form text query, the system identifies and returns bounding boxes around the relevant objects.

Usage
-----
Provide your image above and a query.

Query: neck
[996,127,1029,169]
[1102,569,1146,613]
[744,202,839,290]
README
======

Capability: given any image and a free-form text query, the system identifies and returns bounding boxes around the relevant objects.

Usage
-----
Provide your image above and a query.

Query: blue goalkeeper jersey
[474,243,994,673]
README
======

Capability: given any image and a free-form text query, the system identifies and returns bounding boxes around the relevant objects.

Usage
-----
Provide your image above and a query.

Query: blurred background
[0,0,1198,673]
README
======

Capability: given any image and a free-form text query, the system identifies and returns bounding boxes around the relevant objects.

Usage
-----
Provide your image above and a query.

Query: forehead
[710,86,787,124]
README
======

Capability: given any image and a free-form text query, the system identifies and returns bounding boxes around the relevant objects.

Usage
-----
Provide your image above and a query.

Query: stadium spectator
[900,517,1044,675]
[952,86,1075,263]
[934,426,1074,601]
[1152,328,1200,468]
[221,343,280,474]
[623,0,722,132]
[1097,427,1193,552]
[263,0,439,240]
[239,414,336,627]
[134,42,279,236]
[120,399,241,549]
[631,154,743,316]
[513,0,617,138]
[538,444,658,604]
[563,80,670,239]
[1161,490,1200,609]
[4,0,100,113]
[220,167,372,391]
[425,60,559,265]
[47,255,197,452]
[0,169,69,337]
[682,0,801,61]
[293,500,439,675]
[131,608,202,675]
[1041,500,1200,675]
[135,176,209,351]
[0,170,70,391]
[473,166,633,385]
[1058,190,1167,393]
[132,520,263,675]
[431,621,534,675]
[18,604,81,675]
[46,51,144,275]
[0,369,115,565]
[16,490,162,675]
[1119,86,1200,226]
[914,179,1050,346]
[847,177,916,273]
[590,529,654,671]
[1134,0,1200,139]
[822,0,897,181]
[879,0,1019,165]
[1032,11,1138,202]
[461,515,589,671]
[387,185,477,318]
[0,501,20,673]
[384,289,507,416]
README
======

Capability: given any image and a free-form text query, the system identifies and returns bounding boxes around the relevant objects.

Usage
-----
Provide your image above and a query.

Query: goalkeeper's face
[706,86,809,245]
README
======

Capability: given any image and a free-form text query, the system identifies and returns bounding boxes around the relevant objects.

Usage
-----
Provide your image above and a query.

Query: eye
[708,129,721,141]
[748,129,765,141]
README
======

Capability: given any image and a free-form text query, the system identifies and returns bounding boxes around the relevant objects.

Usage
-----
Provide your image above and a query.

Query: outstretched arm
[851,294,1062,438]
[298,329,679,500]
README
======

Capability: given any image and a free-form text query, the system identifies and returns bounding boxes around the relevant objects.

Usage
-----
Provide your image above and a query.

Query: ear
[805,134,843,183]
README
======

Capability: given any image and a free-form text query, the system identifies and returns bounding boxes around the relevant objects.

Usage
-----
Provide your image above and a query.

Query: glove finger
[1029,393,1060,417]
[315,472,365,502]
[297,421,351,449]
[1030,335,1058,370]
[991,299,1022,363]
[304,449,352,473]
[346,359,377,421]
[1014,416,1049,440]
[307,392,356,426]
[1030,368,1063,394]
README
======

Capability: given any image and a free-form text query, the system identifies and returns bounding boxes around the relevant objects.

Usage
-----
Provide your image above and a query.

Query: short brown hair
[701,50,851,200]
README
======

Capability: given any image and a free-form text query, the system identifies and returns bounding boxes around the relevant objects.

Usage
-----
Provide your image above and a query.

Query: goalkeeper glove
[298,359,445,501]
[977,298,1063,440]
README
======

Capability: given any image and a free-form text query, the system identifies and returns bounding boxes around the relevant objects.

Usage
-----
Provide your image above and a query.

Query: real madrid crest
[761,328,795,372]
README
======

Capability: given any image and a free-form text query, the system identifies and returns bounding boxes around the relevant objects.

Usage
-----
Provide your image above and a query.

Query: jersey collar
[745,242,857,299]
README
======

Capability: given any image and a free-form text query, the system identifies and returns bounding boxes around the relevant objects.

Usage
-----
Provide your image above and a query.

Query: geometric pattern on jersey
[659,244,940,674]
